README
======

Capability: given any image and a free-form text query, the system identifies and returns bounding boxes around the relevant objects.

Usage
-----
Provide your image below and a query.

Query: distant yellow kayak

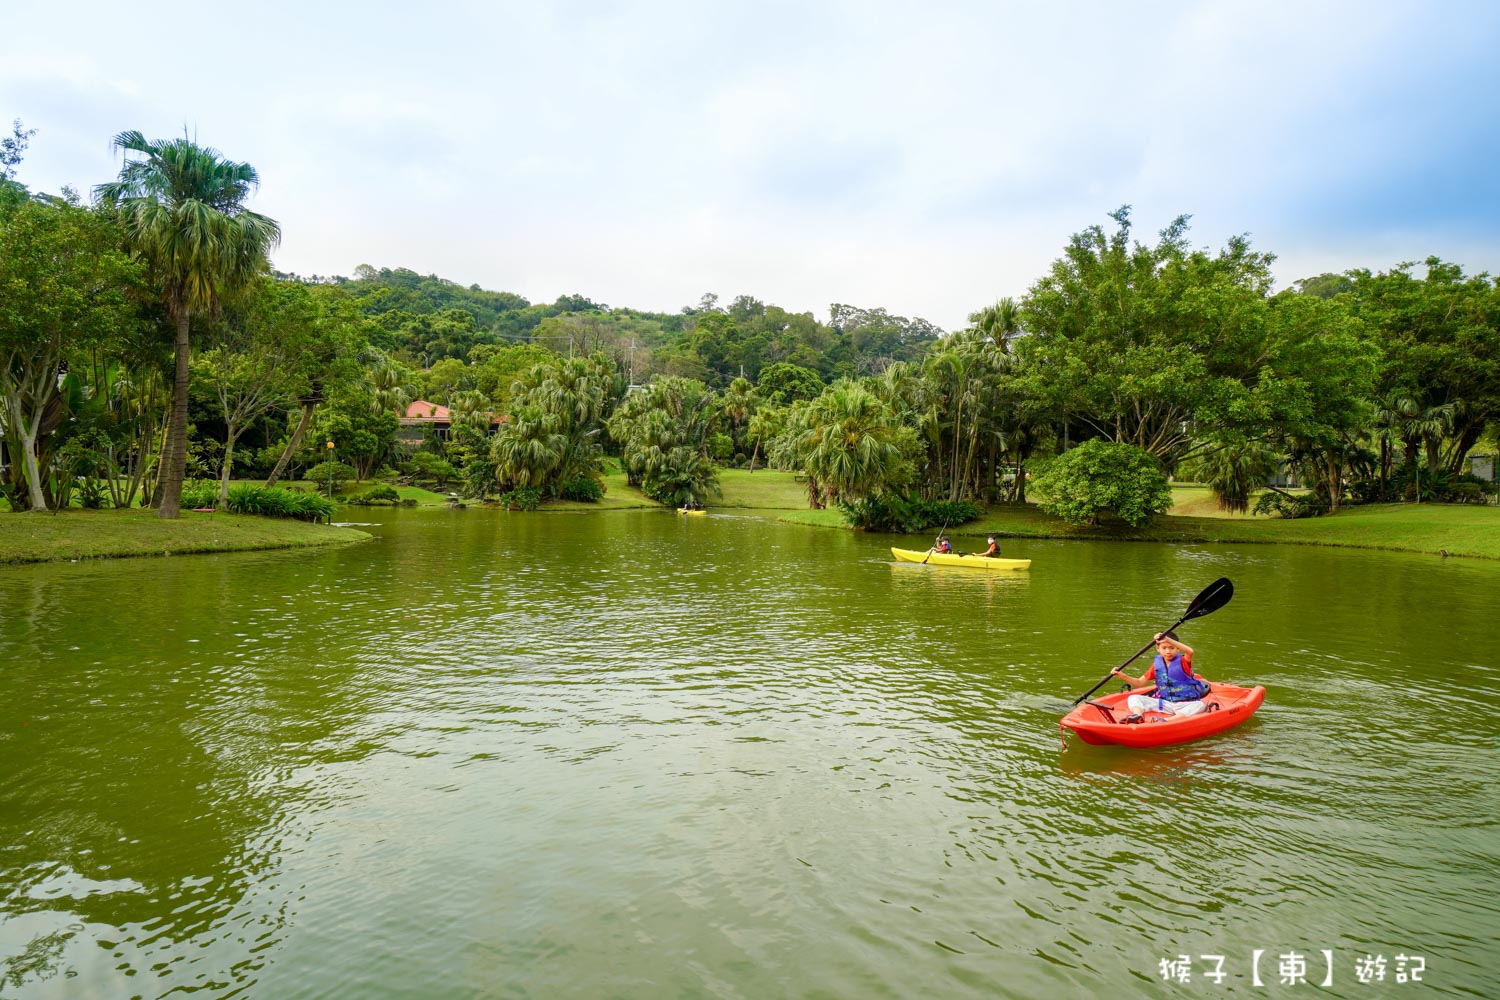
[891,547,1031,571]
[677,508,707,516]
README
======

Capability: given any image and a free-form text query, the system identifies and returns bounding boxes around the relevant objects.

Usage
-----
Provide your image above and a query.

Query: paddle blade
[1184,577,1233,620]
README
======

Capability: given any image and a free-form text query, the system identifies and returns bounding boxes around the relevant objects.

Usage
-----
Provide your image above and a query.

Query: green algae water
[1,509,1496,998]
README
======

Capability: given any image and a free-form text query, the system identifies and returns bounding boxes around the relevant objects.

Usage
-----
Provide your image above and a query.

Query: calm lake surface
[2,509,1497,998]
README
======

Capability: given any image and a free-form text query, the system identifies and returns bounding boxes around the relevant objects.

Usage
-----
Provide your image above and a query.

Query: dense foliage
[225,484,336,521]
[838,494,981,533]
[5,122,1498,528]
[1030,440,1173,527]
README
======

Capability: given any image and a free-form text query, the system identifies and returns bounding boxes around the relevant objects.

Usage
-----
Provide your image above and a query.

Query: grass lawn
[1167,484,1271,519]
[546,464,813,512]
[0,508,370,565]
[775,483,1499,559]
[7,470,1491,562]
[965,500,1500,559]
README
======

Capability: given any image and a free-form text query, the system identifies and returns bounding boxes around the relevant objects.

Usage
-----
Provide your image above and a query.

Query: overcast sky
[5,1,1498,331]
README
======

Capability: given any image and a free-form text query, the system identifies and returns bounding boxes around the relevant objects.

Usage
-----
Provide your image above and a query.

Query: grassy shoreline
[3,470,1494,564]
[774,493,1499,560]
[0,508,370,565]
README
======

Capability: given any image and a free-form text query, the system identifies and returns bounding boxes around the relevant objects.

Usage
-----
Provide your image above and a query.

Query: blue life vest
[1152,653,1210,701]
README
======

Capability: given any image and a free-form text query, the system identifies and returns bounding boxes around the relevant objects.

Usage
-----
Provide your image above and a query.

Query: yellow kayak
[891,547,1031,571]
[678,508,707,516]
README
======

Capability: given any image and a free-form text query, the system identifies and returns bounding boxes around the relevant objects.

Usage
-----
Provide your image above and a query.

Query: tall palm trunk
[157,313,191,519]
[949,398,964,500]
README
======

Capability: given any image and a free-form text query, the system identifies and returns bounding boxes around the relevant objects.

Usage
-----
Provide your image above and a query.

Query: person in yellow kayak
[926,535,952,555]
[1111,631,1212,718]
[979,534,1001,557]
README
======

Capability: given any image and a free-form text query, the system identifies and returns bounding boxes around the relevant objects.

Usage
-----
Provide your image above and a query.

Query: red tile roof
[399,400,507,426]
[402,400,451,422]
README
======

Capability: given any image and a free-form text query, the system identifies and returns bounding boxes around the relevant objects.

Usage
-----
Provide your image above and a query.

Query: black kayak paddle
[1071,577,1234,705]
[921,516,953,564]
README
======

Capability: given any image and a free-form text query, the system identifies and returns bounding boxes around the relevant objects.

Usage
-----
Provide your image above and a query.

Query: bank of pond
[2,484,1494,565]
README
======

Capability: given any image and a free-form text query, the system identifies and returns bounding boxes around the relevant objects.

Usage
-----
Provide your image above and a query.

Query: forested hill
[280,265,945,386]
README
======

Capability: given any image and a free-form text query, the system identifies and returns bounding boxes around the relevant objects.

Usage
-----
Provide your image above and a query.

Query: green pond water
[1,509,1496,998]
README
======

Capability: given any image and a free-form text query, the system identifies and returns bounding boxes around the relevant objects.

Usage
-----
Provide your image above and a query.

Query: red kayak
[1060,683,1265,748]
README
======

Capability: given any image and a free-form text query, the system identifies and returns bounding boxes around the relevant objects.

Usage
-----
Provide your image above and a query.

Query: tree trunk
[157,313,191,519]
[18,425,46,511]
[1326,452,1342,512]
[0,389,47,510]
[263,397,318,488]
[218,426,244,504]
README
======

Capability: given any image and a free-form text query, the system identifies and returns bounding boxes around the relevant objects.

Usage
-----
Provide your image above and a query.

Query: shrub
[498,486,544,511]
[400,451,458,486]
[347,485,402,505]
[76,478,109,509]
[459,456,499,500]
[179,480,220,510]
[1031,440,1172,527]
[1347,468,1494,505]
[839,492,981,533]
[1253,491,1328,519]
[304,461,357,496]
[559,477,604,502]
[226,484,336,521]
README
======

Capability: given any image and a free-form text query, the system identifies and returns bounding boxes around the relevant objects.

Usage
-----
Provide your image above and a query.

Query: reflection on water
[1,510,1497,998]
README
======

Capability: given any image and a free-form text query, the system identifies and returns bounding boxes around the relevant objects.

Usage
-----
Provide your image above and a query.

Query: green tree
[756,362,824,406]
[471,342,555,412]
[968,296,1022,351]
[1030,439,1172,527]
[490,355,611,494]
[193,278,334,502]
[1180,436,1281,514]
[1,119,37,182]
[1017,207,1279,469]
[606,376,722,506]
[0,197,139,510]
[1257,291,1378,510]
[308,397,399,481]
[366,356,419,415]
[716,376,760,456]
[261,285,372,489]
[95,131,281,518]
[1350,258,1500,478]
[787,381,912,506]
[1295,273,1355,299]
[420,356,471,401]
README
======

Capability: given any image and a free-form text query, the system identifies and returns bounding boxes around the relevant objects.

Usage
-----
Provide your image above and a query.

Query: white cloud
[4,0,1498,330]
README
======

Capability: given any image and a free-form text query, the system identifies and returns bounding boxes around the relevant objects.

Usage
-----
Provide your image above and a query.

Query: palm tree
[797,382,909,503]
[968,297,1021,352]
[491,405,564,487]
[718,376,759,456]
[491,356,611,493]
[1187,438,1281,514]
[745,407,784,472]
[1375,396,1456,502]
[367,358,417,416]
[95,131,280,518]
[606,376,723,505]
